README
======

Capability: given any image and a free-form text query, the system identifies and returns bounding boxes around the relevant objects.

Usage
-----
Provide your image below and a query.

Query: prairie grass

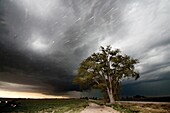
[0,99,88,113]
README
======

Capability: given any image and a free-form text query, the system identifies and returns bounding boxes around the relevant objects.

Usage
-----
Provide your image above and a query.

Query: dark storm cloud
[121,75,170,96]
[0,0,170,97]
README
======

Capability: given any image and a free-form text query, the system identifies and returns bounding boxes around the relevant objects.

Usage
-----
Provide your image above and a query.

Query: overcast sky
[0,0,170,98]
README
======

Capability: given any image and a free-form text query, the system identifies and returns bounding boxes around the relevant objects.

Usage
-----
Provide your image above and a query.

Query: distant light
[11,104,17,107]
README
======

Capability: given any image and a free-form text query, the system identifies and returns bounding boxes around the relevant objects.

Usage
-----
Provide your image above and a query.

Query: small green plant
[111,103,134,113]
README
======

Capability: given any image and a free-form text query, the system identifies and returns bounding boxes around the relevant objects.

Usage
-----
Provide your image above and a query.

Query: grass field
[0,98,170,113]
[0,98,88,113]
[90,99,170,113]
[119,102,170,113]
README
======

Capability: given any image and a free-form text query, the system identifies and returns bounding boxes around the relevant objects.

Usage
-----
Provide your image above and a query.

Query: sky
[0,0,170,98]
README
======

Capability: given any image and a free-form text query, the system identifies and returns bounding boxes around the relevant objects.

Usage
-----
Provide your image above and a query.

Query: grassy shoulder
[89,99,134,113]
[89,99,170,113]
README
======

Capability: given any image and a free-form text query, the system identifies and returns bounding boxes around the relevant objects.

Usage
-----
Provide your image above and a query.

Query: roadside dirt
[80,103,120,113]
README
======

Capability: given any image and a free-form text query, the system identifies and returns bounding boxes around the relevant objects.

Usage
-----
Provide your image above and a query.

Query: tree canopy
[73,46,139,104]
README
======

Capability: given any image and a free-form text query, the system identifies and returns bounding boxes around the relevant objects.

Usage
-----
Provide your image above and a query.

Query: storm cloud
[0,0,170,97]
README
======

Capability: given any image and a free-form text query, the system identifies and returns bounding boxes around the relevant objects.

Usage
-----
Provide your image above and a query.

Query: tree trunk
[109,93,115,104]
[107,76,115,104]
[107,89,115,104]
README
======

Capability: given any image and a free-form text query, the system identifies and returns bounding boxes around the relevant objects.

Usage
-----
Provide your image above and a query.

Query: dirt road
[80,103,120,113]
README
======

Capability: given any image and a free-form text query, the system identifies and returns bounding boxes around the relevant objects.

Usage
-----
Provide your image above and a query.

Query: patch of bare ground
[80,103,120,113]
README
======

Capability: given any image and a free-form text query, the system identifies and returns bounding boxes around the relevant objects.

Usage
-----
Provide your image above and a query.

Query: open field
[0,98,170,113]
[118,101,170,113]
[89,99,170,113]
[0,98,88,113]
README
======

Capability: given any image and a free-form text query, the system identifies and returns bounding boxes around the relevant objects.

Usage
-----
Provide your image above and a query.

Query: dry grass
[119,102,170,113]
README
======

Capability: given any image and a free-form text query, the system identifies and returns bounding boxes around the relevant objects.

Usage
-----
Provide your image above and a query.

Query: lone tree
[73,46,139,104]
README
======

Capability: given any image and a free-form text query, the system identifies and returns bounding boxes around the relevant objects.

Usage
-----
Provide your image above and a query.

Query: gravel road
[80,103,120,113]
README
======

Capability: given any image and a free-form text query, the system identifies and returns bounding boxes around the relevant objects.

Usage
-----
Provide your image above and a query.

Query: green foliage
[73,46,139,103]
[111,103,134,113]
